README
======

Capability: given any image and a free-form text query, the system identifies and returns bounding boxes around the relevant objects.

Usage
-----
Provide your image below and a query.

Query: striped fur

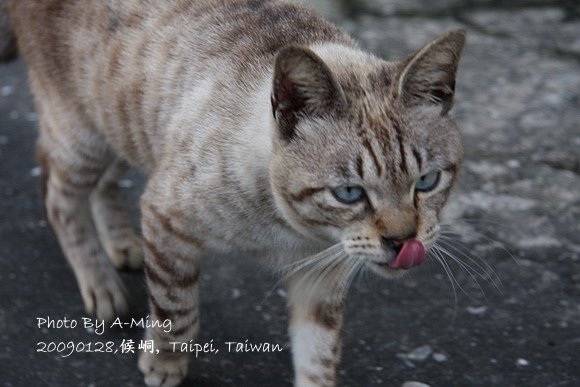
[6,1,465,386]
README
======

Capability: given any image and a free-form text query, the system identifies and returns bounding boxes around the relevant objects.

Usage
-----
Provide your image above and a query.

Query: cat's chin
[366,262,409,279]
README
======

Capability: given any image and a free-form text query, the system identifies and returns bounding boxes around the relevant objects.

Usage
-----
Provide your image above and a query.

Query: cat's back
[10,0,352,87]
[182,0,353,67]
[8,0,354,170]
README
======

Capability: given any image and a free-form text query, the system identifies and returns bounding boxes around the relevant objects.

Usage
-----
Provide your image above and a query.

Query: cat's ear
[392,29,466,116]
[272,45,346,141]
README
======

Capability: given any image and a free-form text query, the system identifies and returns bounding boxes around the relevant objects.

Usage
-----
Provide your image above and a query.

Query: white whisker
[260,242,347,305]
[440,218,519,265]
[431,245,481,301]
[430,248,458,324]
[434,243,488,300]
[437,237,503,292]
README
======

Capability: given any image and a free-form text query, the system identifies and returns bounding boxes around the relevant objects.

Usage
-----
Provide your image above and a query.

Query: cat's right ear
[272,45,346,141]
[392,29,466,116]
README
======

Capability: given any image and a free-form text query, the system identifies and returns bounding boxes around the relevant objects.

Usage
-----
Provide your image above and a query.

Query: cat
[3,0,465,386]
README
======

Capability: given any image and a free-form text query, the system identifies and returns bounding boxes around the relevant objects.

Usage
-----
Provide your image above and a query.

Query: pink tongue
[388,240,426,270]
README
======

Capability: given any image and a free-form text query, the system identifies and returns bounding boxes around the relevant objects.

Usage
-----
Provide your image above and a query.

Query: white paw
[105,235,143,270]
[79,267,129,322]
[139,350,189,387]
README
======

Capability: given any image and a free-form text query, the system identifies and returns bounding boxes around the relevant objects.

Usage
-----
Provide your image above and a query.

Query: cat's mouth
[375,240,426,271]
[389,239,426,269]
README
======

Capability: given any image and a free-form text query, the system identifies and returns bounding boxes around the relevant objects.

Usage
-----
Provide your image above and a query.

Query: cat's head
[269,30,465,277]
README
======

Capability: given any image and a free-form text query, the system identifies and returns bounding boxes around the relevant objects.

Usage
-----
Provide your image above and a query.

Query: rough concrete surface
[1,0,579,386]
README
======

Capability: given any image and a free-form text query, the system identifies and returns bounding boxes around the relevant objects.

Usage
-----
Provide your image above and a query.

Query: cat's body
[4,0,465,386]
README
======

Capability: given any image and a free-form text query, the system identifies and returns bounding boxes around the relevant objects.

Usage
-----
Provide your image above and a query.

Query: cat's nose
[381,232,417,252]
[380,237,403,252]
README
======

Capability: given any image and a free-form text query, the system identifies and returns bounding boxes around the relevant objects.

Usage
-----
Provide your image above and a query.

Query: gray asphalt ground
[1,1,579,386]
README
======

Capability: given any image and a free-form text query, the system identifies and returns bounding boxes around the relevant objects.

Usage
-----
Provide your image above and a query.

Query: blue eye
[415,171,440,192]
[332,186,365,204]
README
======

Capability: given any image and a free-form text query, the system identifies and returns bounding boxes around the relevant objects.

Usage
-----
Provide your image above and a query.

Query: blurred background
[1,0,579,386]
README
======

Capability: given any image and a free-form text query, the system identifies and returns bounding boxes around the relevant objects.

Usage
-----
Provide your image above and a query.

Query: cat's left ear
[272,45,347,141]
[392,29,466,116]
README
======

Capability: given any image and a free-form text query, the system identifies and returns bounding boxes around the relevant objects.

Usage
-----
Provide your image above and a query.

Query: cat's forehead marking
[349,95,415,183]
[311,42,414,181]
[360,136,383,177]
[285,54,408,184]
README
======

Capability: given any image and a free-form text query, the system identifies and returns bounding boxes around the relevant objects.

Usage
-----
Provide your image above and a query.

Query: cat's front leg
[287,279,346,387]
[138,199,203,387]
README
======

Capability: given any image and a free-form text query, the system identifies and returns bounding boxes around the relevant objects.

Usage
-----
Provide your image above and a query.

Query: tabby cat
[3,0,465,385]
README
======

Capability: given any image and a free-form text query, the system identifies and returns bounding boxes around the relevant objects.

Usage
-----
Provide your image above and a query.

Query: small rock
[542,92,562,106]
[231,288,240,299]
[516,358,529,367]
[433,353,448,362]
[1,85,14,96]
[30,167,41,177]
[402,382,431,387]
[466,306,488,316]
[398,345,432,362]
[118,179,133,188]
[26,112,38,122]
[276,288,287,298]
